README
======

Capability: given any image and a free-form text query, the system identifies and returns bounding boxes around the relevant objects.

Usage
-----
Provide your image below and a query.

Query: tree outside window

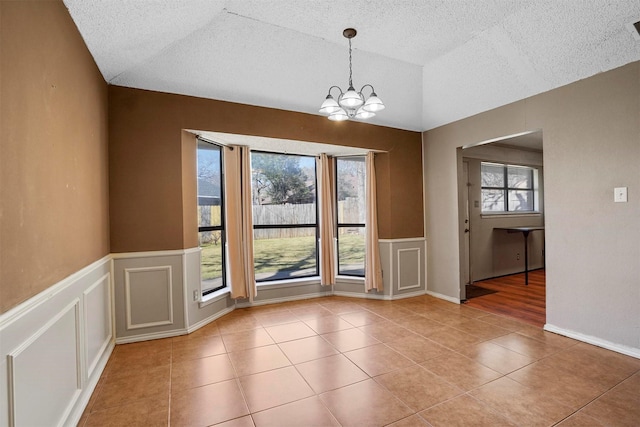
[481,162,535,213]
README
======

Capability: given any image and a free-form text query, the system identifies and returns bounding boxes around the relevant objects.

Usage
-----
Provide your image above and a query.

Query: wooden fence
[199,200,363,241]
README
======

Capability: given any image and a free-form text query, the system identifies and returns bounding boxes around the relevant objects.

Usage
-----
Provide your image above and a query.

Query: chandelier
[319,28,385,121]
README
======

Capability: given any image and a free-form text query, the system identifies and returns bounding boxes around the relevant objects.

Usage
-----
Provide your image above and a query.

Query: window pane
[197,141,225,294]
[337,157,366,224]
[481,163,504,187]
[253,228,317,281]
[508,166,532,189]
[198,205,222,229]
[482,189,504,211]
[251,152,316,225]
[197,144,222,227]
[508,190,534,211]
[337,226,365,276]
[199,231,224,292]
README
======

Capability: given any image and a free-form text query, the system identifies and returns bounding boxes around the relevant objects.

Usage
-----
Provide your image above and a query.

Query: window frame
[480,162,536,213]
[335,156,366,278]
[197,138,227,296]
[250,150,320,283]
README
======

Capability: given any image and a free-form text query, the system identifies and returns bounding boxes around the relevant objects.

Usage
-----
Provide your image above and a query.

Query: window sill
[336,275,365,285]
[256,276,321,289]
[481,212,542,219]
[199,287,231,308]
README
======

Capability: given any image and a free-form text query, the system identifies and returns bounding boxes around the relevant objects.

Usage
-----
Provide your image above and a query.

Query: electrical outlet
[193,290,199,301]
[516,253,520,260]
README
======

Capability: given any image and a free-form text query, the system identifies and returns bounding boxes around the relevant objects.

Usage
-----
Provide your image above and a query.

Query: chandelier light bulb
[354,107,375,119]
[362,93,385,112]
[328,108,349,121]
[339,86,364,109]
[319,94,341,114]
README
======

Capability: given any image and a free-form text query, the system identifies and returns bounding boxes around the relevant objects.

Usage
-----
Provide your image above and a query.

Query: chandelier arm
[359,84,376,96]
[327,85,344,97]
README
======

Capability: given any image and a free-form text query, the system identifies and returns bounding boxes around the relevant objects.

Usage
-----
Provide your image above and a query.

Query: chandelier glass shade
[319,28,385,122]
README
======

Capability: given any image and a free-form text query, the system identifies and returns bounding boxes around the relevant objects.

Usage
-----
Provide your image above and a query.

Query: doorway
[457,130,545,325]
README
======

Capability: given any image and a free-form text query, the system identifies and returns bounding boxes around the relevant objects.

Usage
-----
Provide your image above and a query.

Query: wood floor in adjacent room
[465,269,546,327]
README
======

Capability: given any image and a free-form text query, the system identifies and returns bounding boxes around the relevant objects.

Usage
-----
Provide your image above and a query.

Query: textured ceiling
[64,0,640,131]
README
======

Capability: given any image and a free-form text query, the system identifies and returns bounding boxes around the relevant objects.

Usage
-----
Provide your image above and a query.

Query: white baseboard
[391,290,429,300]
[544,324,640,359]
[66,341,115,427]
[236,292,330,308]
[426,290,461,304]
[187,306,235,334]
[115,329,188,344]
[333,291,389,300]
[333,289,427,301]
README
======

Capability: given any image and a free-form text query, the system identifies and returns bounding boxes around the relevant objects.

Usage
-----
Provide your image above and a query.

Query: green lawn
[200,234,365,280]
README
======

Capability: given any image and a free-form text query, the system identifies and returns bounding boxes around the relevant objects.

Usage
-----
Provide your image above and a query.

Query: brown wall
[181,131,199,249]
[109,87,424,252]
[0,1,110,313]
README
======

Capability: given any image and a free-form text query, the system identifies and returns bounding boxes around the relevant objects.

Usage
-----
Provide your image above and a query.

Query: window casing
[250,151,319,282]
[197,139,226,295]
[481,162,536,213]
[336,157,366,276]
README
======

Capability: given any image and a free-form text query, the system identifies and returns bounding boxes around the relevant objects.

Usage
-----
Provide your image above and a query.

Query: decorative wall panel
[0,257,113,427]
[83,273,112,377]
[8,302,81,426]
[124,266,174,330]
[397,248,421,290]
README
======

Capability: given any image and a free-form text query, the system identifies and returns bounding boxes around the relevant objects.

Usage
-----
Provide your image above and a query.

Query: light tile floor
[80,295,640,426]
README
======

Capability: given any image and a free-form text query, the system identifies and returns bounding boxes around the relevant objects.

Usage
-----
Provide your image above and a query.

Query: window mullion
[337,223,365,228]
[503,166,509,212]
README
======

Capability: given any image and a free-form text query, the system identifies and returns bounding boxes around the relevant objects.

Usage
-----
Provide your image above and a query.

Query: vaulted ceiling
[64,0,640,132]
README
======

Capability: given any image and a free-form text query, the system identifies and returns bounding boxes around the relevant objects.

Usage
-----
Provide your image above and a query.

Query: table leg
[523,230,530,286]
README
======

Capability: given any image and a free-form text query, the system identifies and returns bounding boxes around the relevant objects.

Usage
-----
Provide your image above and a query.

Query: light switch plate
[614,187,628,203]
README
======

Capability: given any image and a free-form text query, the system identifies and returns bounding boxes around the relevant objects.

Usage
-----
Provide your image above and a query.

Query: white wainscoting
[112,251,186,342]
[0,256,113,427]
[379,238,427,298]
[83,273,112,378]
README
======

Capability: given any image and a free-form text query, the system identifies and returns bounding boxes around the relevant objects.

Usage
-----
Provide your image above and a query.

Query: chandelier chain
[348,38,353,88]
